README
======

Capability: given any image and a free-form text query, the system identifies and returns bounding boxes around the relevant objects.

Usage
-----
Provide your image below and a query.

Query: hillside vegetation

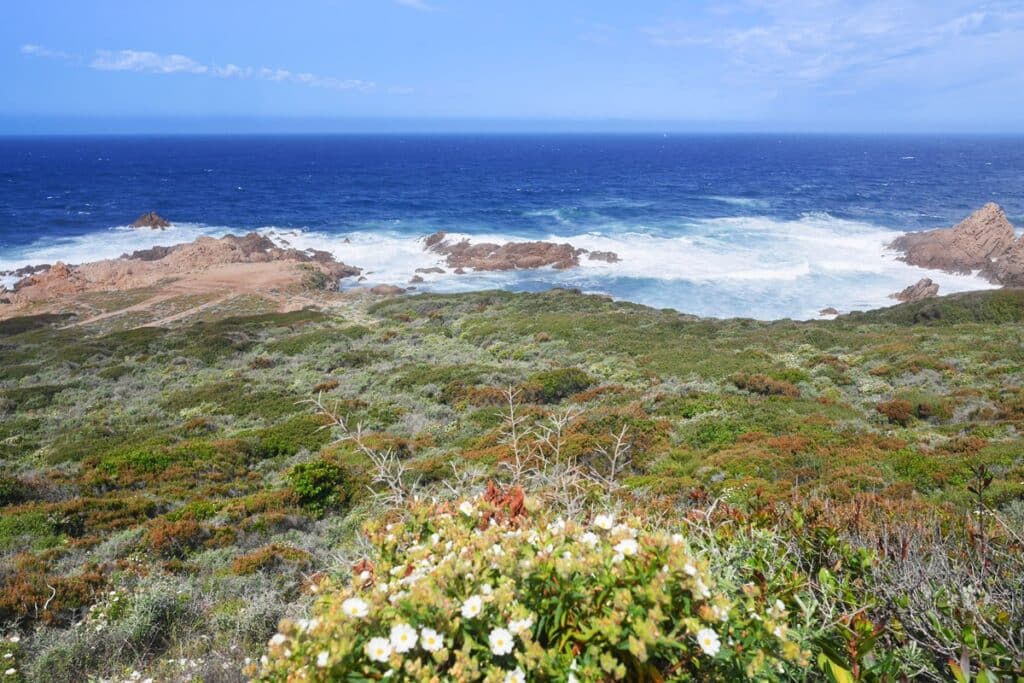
[0,288,1022,681]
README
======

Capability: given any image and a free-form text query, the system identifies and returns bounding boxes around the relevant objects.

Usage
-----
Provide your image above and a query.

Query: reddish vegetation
[731,373,800,397]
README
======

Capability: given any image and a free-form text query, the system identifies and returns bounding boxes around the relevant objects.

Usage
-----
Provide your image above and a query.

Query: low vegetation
[0,287,1022,681]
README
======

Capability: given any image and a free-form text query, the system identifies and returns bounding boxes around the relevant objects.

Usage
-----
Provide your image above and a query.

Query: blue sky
[4,0,1024,133]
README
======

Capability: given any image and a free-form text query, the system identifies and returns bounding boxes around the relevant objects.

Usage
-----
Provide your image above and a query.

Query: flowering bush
[253,497,812,681]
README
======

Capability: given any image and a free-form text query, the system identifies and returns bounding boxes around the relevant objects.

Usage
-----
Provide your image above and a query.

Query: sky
[3,0,1024,133]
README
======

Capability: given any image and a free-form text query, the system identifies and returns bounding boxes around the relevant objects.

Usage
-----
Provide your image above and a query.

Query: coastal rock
[890,204,1016,276]
[409,275,424,284]
[415,267,446,274]
[819,307,839,316]
[983,239,1024,287]
[422,231,614,272]
[131,212,171,229]
[5,232,361,308]
[890,277,940,303]
[587,250,621,263]
[369,284,405,295]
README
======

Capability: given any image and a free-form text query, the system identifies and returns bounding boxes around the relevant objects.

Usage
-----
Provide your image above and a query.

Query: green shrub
[523,367,595,403]
[0,474,25,506]
[288,459,348,515]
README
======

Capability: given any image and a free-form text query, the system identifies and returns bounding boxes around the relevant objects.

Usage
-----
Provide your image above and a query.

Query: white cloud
[22,44,377,93]
[643,1,1024,88]
[20,44,72,60]
[91,50,208,74]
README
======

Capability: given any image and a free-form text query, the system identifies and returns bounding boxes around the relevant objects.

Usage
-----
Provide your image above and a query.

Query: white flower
[613,538,639,556]
[580,531,600,547]
[389,623,417,653]
[769,599,787,618]
[420,628,444,652]
[504,667,526,683]
[711,604,729,622]
[459,501,475,517]
[695,578,711,598]
[269,633,287,647]
[593,513,614,530]
[316,651,330,668]
[568,675,579,683]
[7,637,18,644]
[365,637,393,663]
[489,627,515,656]
[683,562,697,576]
[342,597,369,618]
[481,583,493,595]
[671,533,684,544]
[4,670,15,677]
[461,595,483,619]
[508,615,534,635]
[696,628,721,656]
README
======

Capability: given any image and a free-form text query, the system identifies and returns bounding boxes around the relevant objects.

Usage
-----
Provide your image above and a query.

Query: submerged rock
[131,212,171,229]
[890,277,940,303]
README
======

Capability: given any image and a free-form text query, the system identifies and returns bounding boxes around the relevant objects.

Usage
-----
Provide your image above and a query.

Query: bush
[877,398,914,425]
[252,498,811,681]
[731,373,800,398]
[523,367,595,403]
[287,459,347,515]
[0,474,26,506]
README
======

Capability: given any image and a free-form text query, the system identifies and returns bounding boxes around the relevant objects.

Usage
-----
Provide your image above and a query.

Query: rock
[423,232,596,271]
[5,233,361,307]
[587,250,621,263]
[819,307,839,316]
[454,267,466,275]
[415,267,446,274]
[0,297,10,304]
[890,277,940,303]
[369,285,405,295]
[131,212,171,229]
[890,204,1016,276]
[409,275,424,284]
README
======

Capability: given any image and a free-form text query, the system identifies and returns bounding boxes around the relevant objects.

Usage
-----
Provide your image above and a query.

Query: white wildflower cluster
[254,500,808,681]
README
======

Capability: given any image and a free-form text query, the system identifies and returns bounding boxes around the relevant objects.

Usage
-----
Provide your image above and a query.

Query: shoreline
[0,208,999,323]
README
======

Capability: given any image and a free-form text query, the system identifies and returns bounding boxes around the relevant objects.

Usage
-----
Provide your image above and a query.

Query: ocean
[2,134,1023,319]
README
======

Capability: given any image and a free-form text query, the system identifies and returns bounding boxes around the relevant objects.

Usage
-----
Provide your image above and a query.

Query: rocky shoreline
[3,204,1021,320]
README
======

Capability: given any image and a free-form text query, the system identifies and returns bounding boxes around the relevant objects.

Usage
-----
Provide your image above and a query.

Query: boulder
[587,250,621,263]
[890,278,940,303]
[369,284,405,295]
[415,267,446,274]
[131,212,171,229]
[890,204,1016,275]
[819,307,839,316]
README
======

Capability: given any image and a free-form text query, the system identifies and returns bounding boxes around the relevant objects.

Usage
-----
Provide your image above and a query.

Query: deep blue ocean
[2,134,1023,318]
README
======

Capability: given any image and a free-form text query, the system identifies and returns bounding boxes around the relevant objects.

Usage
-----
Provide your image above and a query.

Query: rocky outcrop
[422,231,618,272]
[819,307,839,316]
[131,212,171,229]
[890,204,1017,279]
[890,278,940,303]
[7,233,361,306]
